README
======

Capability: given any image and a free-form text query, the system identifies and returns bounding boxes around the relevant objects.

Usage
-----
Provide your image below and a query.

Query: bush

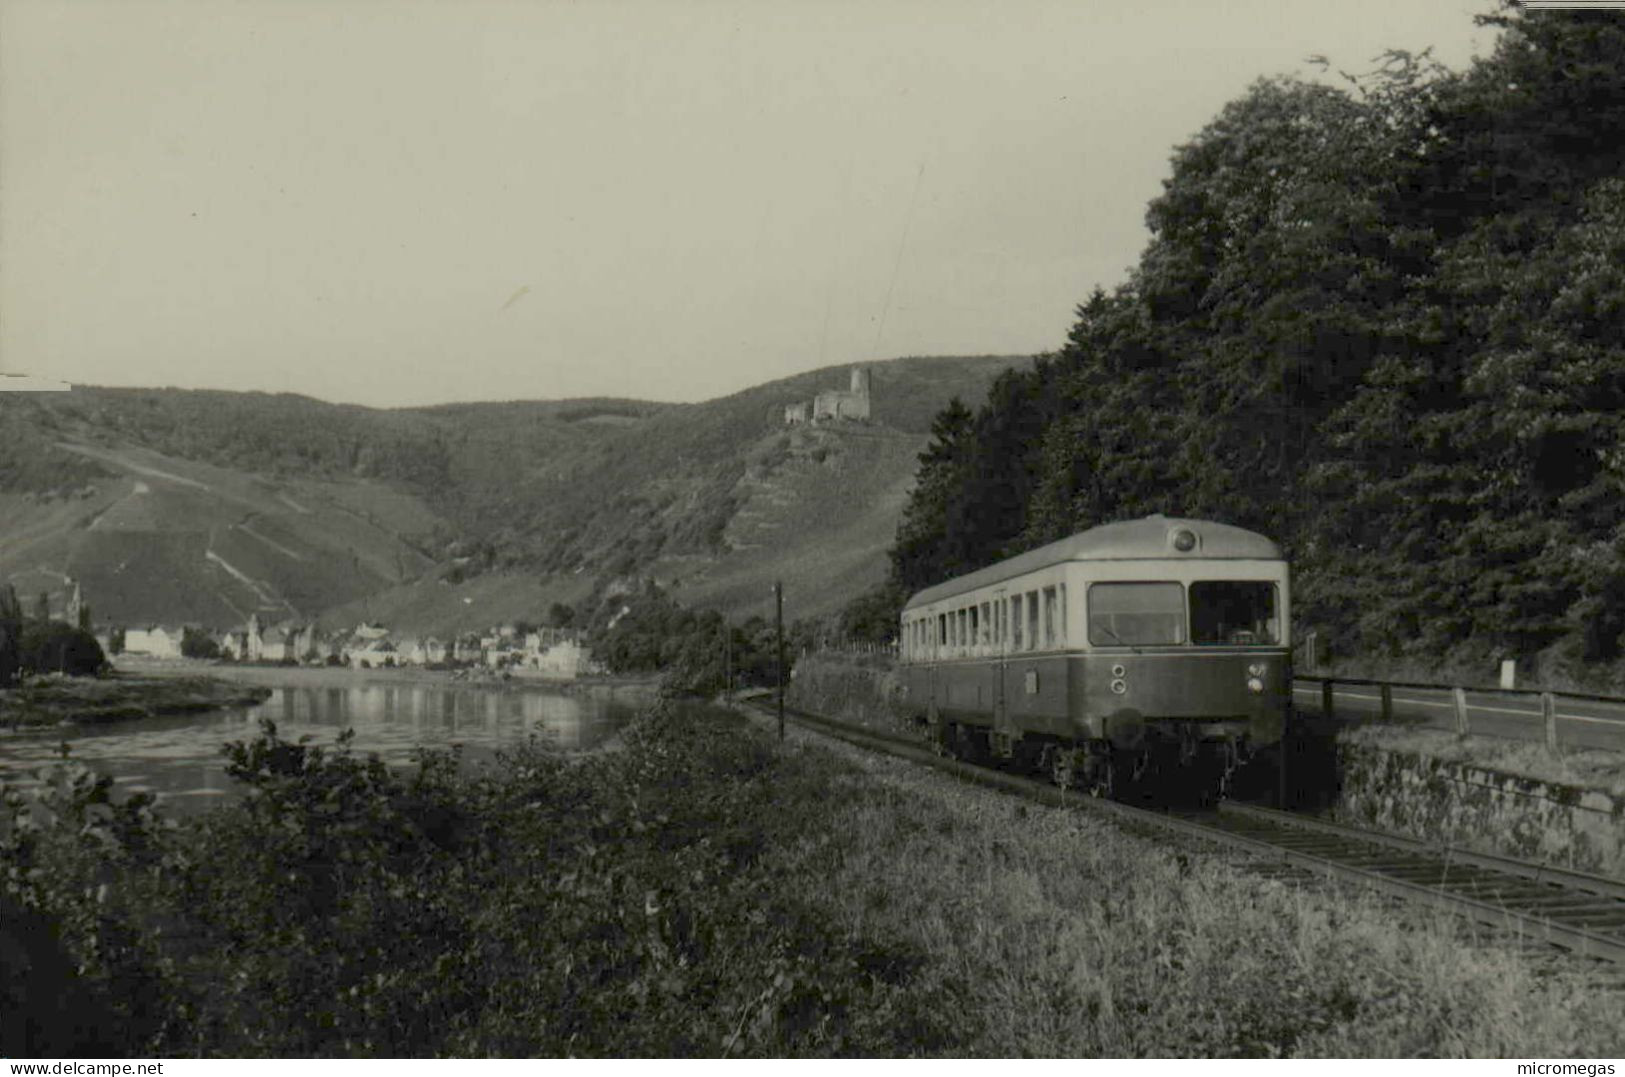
[180,627,220,660]
[0,709,956,1056]
[18,622,105,677]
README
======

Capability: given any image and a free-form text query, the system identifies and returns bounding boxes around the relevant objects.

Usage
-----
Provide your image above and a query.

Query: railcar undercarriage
[935,719,1256,805]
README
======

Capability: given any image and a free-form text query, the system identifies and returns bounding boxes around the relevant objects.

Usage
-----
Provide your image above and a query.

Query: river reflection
[0,680,640,815]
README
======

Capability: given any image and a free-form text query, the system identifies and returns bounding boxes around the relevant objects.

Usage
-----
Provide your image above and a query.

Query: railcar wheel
[951,723,990,764]
[1081,748,1114,799]
[1049,745,1077,790]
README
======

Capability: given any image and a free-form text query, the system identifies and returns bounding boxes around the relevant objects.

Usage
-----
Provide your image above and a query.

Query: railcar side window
[1042,586,1057,647]
[979,602,991,648]
[1088,582,1186,646]
[969,606,980,653]
[1190,581,1280,645]
[1026,591,1039,651]
[1010,595,1023,649]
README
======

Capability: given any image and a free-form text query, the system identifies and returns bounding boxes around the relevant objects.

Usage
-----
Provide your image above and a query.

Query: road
[1291,680,1625,753]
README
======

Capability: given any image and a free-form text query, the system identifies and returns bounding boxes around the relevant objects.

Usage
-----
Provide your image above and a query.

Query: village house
[352,638,397,667]
[258,625,295,663]
[533,638,602,679]
[216,628,249,660]
[454,635,484,664]
[396,637,450,667]
[123,625,184,659]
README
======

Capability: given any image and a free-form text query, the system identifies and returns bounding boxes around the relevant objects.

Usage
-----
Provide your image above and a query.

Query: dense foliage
[179,627,221,661]
[6,704,1623,1057]
[0,712,956,1056]
[0,585,21,686]
[579,582,807,694]
[17,623,106,678]
[882,8,1625,678]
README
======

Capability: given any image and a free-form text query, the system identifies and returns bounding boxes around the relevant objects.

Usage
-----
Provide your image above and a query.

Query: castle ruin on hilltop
[784,366,871,425]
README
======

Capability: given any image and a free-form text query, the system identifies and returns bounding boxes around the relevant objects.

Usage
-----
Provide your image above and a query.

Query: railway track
[737,695,1625,966]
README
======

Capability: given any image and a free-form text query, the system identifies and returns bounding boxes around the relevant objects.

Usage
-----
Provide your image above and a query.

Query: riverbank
[117,655,664,700]
[5,696,1621,1057]
[0,673,271,730]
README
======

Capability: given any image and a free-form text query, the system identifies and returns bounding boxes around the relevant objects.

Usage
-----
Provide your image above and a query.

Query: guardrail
[1293,675,1625,754]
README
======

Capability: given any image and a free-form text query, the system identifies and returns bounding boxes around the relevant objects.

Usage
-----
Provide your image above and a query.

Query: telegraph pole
[774,581,785,741]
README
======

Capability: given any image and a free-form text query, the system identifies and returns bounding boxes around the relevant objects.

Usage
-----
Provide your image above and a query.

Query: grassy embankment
[0,674,271,729]
[4,694,1622,1058]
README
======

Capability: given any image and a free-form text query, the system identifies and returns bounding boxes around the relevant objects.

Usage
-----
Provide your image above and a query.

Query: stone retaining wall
[1333,740,1625,879]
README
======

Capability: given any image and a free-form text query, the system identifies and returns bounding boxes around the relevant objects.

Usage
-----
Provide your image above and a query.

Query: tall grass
[787,739,1625,1056]
[3,702,1621,1057]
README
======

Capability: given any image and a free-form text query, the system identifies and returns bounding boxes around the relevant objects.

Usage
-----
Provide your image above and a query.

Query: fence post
[1380,683,1393,723]
[1542,691,1558,753]
[1321,679,1334,720]
[1452,687,1469,736]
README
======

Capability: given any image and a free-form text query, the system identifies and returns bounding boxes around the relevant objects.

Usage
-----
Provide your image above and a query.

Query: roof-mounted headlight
[1172,528,1197,552]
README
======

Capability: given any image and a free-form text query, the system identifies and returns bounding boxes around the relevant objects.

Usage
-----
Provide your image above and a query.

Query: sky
[1,0,1500,409]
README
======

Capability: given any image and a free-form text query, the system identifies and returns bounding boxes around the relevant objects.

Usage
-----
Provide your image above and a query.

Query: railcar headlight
[1172,528,1197,552]
[1111,679,1128,695]
[1247,662,1266,677]
[1247,677,1265,694]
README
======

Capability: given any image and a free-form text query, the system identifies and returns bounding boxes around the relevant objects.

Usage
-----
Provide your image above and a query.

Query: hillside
[0,441,444,629]
[0,355,1024,632]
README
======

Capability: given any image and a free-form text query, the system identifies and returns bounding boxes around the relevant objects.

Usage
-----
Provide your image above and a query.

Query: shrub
[180,627,221,660]
[18,622,106,677]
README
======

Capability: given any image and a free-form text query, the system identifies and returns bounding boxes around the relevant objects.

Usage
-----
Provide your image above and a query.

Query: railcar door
[992,588,1008,734]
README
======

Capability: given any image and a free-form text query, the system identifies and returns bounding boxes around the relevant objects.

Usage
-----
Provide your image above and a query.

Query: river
[0,677,649,815]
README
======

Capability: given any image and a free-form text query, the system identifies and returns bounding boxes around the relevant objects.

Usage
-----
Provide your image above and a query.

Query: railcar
[898,514,1290,796]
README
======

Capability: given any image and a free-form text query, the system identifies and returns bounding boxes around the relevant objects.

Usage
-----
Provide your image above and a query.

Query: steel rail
[739,697,1625,965]
[1218,801,1625,900]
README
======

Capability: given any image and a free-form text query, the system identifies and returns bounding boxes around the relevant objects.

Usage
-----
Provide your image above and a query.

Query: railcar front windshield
[1190,581,1280,645]
[1087,582,1185,646]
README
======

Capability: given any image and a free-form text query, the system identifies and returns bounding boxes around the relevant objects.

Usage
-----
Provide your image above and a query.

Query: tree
[181,627,222,660]
[839,580,908,644]
[889,397,977,592]
[0,584,21,686]
[19,622,105,677]
[881,7,1625,673]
